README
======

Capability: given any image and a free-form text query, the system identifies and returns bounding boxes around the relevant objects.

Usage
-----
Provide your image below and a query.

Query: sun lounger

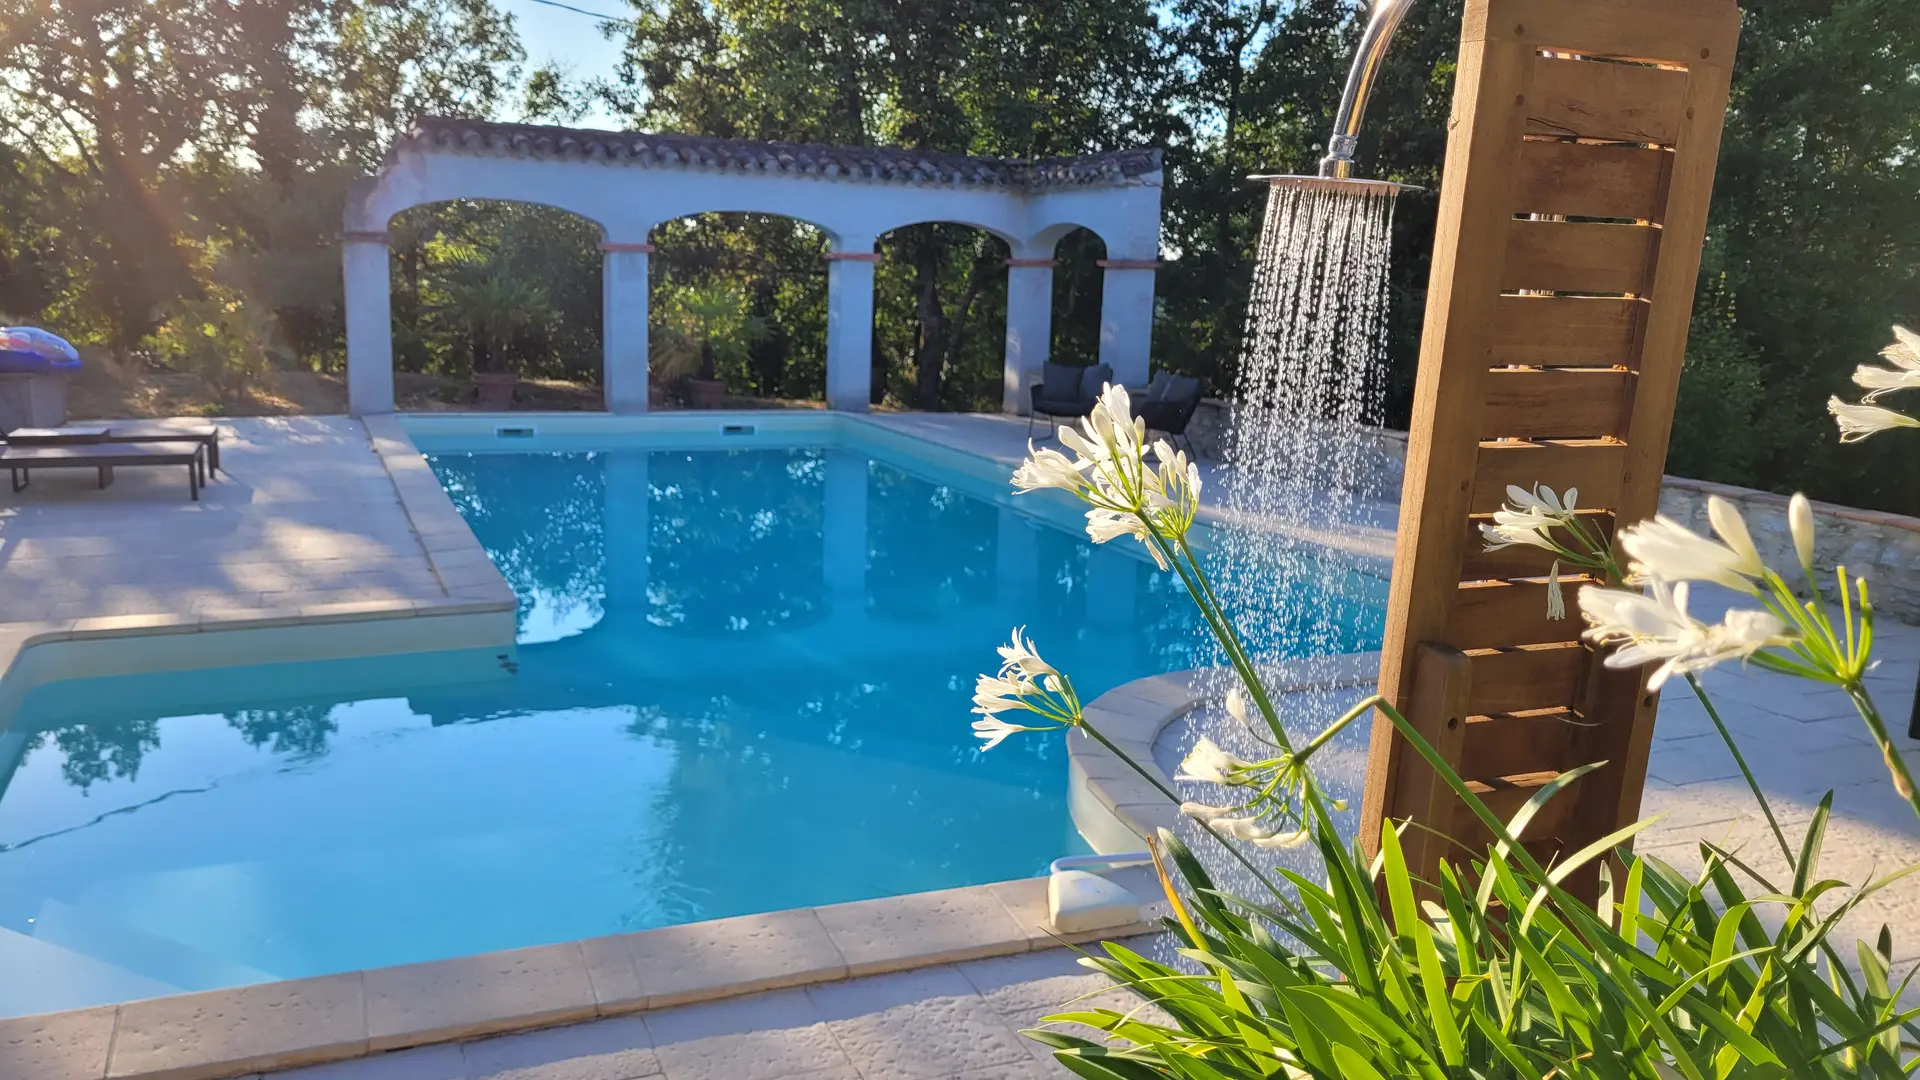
[2,441,209,500]
[6,422,221,473]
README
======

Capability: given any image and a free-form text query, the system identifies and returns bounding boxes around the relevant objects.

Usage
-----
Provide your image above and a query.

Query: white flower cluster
[1577,495,1803,690]
[1479,484,1594,619]
[1829,325,1920,442]
[1012,384,1202,568]
[1173,690,1341,849]
[970,628,1078,749]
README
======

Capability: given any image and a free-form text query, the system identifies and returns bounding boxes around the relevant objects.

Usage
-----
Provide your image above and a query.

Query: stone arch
[344,120,1165,415]
[646,211,833,407]
[871,221,1016,410]
[384,198,609,406]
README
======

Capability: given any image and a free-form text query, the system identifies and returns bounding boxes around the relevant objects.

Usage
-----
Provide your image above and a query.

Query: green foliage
[1044,795,1920,1079]
[1668,270,1771,487]
[648,213,829,401]
[1686,0,1920,512]
[143,286,292,404]
[392,200,598,381]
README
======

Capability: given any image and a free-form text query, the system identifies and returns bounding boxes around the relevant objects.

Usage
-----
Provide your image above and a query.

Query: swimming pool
[0,422,1384,1017]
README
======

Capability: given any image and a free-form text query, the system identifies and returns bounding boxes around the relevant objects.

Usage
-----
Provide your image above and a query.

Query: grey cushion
[1040,362,1083,401]
[1146,372,1200,404]
[1080,364,1113,398]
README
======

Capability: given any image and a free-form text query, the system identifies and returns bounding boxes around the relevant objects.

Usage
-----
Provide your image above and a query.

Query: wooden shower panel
[1360,0,1741,887]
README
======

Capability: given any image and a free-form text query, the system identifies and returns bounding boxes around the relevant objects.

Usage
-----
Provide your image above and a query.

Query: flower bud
[1789,493,1815,571]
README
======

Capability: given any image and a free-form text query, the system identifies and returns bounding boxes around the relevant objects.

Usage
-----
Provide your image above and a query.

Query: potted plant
[652,283,768,409]
[433,257,552,411]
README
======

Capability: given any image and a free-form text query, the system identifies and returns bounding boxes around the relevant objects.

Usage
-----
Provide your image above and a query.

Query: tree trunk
[941,253,999,377]
[912,232,946,409]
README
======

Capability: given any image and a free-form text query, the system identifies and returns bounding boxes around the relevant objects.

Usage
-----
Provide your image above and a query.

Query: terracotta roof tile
[397,118,1162,190]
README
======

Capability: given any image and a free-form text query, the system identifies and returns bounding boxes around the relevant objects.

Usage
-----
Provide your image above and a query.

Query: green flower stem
[1844,683,1920,820]
[1144,527,1295,754]
[1076,716,1301,913]
[1685,673,1794,868]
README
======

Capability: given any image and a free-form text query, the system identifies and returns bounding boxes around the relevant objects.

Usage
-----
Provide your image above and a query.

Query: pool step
[30,897,276,994]
[0,924,180,1015]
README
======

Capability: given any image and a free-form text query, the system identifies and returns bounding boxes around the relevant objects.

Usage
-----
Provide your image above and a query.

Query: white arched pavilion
[342,119,1165,416]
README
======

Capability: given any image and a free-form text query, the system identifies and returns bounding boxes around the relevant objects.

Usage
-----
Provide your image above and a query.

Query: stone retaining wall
[1657,480,1920,621]
[1188,398,1920,621]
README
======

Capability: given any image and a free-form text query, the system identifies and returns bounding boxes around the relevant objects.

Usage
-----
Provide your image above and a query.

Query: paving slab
[0,417,449,625]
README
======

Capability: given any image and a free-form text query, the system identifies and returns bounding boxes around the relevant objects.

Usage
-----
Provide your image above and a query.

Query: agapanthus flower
[1012,384,1204,560]
[1578,580,1792,690]
[970,629,1080,749]
[1830,397,1920,443]
[1618,498,1763,594]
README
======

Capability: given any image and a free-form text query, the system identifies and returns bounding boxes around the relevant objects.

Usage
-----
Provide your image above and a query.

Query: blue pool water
[0,434,1384,1016]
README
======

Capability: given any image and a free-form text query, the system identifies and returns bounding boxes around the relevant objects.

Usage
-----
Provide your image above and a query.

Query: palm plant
[973,385,1920,1078]
[652,282,770,385]
[430,248,553,376]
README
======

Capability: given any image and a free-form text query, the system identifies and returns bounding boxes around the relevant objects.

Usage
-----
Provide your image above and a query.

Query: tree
[1678,0,1920,512]
[0,0,527,356]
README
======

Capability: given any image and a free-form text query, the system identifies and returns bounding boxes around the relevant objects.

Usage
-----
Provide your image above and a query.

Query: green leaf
[1498,760,1606,861]
[1413,922,1466,1067]
[1331,1044,1389,1080]
[1381,820,1419,940]
[1792,791,1833,897]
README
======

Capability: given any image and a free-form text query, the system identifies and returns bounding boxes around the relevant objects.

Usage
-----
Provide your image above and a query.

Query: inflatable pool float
[0,327,81,374]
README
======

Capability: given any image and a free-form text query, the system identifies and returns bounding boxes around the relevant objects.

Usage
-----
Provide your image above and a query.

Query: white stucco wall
[341,136,1164,416]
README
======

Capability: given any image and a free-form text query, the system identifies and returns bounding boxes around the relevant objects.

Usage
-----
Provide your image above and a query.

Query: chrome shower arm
[1319,0,1419,179]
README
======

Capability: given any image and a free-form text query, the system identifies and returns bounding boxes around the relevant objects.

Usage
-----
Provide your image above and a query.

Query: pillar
[1002,258,1056,415]
[1096,259,1160,391]
[995,507,1039,599]
[601,241,653,414]
[825,241,879,412]
[1086,546,1139,630]
[603,451,650,615]
[343,231,394,416]
[822,452,869,601]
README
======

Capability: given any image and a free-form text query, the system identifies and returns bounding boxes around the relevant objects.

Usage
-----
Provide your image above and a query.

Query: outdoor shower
[1190,1,1419,892]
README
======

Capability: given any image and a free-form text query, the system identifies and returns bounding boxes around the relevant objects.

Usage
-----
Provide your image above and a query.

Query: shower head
[1319,0,1418,180]
[1247,174,1419,196]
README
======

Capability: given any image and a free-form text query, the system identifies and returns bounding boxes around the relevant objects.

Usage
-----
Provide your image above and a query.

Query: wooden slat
[1462,711,1582,783]
[1466,0,1741,70]
[1387,644,1475,890]
[1492,295,1645,368]
[1481,367,1633,440]
[1502,219,1656,295]
[1459,769,1579,841]
[1462,511,1615,579]
[1524,54,1690,144]
[1465,644,1590,716]
[1513,139,1672,221]
[1471,439,1627,514]
[1446,578,1589,650]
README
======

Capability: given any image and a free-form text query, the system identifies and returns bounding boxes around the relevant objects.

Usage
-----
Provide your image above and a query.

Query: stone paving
[1637,583,1920,961]
[267,945,1156,1080]
[0,416,447,625]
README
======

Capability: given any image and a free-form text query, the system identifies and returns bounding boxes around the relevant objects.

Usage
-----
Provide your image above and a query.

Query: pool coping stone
[0,417,520,718]
[1,875,1157,1080]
